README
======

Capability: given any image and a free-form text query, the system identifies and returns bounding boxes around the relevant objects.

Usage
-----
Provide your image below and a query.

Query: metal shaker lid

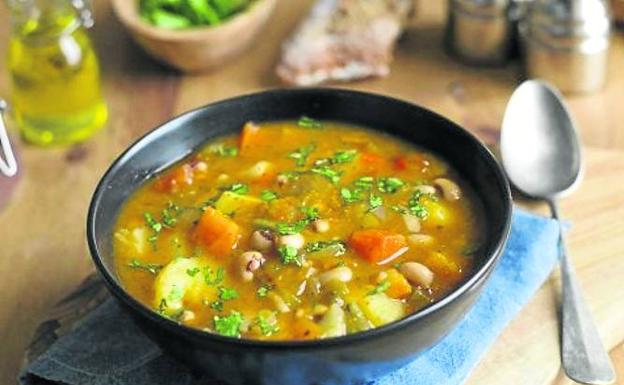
[526,0,610,46]
[452,0,511,17]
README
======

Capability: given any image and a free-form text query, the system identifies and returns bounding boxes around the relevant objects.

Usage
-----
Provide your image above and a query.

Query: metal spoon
[501,80,615,385]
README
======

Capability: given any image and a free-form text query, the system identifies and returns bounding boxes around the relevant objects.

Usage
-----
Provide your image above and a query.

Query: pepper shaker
[445,0,515,65]
[522,0,611,94]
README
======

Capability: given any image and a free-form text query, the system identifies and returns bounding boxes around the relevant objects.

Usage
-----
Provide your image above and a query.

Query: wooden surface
[1,1,624,384]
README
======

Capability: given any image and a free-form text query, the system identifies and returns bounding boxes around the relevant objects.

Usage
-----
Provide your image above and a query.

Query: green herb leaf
[208,143,238,157]
[302,206,320,221]
[219,287,239,301]
[214,311,244,337]
[222,183,249,195]
[128,259,163,275]
[210,301,224,311]
[377,177,405,194]
[368,193,383,211]
[204,266,225,286]
[368,280,391,295]
[354,176,374,189]
[277,171,300,182]
[332,150,358,164]
[278,245,302,266]
[256,314,279,336]
[259,190,278,202]
[310,166,342,184]
[304,240,347,256]
[257,286,270,297]
[186,267,201,277]
[144,212,162,233]
[288,144,316,167]
[407,191,429,219]
[297,116,323,129]
[340,187,362,204]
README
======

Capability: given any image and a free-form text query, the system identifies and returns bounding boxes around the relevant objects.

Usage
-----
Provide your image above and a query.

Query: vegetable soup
[113,118,484,340]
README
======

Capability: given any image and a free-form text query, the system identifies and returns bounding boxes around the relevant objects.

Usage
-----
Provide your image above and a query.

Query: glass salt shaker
[521,0,611,94]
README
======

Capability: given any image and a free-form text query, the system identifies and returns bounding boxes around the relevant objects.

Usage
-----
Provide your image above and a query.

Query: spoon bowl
[501,80,583,199]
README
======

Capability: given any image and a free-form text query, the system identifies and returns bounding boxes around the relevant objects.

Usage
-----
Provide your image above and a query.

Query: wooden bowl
[111,0,277,72]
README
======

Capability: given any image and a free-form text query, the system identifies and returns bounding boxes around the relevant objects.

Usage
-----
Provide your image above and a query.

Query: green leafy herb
[157,298,168,314]
[210,301,224,311]
[219,287,239,301]
[332,150,358,164]
[128,259,163,275]
[310,166,342,184]
[368,280,391,295]
[304,240,347,256]
[214,311,244,337]
[277,171,301,182]
[167,286,184,303]
[256,314,279,336]
[354,176,374,189]
[302,206,320,221]
[186,267,201,277]
[297,116,323,129]
[144,212,162,234]
[273,206,319,235]
[140,0,251,29]
[222,183,249,195]
[259,190,278,202]
[288,144,316,167]
[204,266,225,286]
[161,201,180,227]
[368,193,383,211]
[278,245,302,266]
[407,191,429,219]
[377,177,405,194]
[208,143,238,157]
[340,187,362,204]
[257,285,270,297]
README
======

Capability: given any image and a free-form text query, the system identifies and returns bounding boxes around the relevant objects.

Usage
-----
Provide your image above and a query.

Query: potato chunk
[153,257,205,316]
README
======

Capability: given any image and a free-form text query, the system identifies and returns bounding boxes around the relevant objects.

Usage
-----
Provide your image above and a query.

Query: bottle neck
[7,0,83,40]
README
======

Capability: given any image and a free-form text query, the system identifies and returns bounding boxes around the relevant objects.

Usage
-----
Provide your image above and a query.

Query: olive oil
[7,1,107,146]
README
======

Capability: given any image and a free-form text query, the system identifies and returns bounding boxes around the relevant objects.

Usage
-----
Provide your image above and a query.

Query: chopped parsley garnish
[222,183,249,195]
[186,267,201,277]
[278,245,302,266]
[259,190,278,202]
[128,259,163,275]
[203,266,225,286]
[310,165,342,184]
[208,143,238,157]
[297,116,323,129]
[368,280,391,295]
[304,240,347,256]
[391,191,429,219]
[277,171,301,181]
[219,287,239,301]
[377,177,405,194]
[332,150,358,164]
[161,201,180,227]
[157,298,168,314]
[144,202,181,245]
[340,187,363,204]
[354,176,374,189]
[210,301,224,311]
[368,193,383,211]
[214,311,244,337]
[273,206,319,235]
[256,314,279,336]
[144,212,162,243]
[167,286,184,303]
[288,144,316,167]
[257,285,270,297]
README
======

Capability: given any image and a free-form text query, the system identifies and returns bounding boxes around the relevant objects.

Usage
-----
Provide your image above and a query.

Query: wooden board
[21,147,624,385]
[2,1,624,384]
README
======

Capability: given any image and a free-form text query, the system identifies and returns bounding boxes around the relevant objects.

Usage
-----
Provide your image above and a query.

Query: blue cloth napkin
[20,209,561,385]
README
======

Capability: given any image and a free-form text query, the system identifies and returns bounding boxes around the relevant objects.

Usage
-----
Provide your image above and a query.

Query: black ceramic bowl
[87,89,512,385]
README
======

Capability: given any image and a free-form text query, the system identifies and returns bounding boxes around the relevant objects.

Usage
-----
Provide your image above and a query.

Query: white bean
[402,214,421,233]
[414,185,436,195]
[399,262,434,288]
[434,178,462,201]
[278,233,305,250]
[312,219,330,233]
[319,266,353,285]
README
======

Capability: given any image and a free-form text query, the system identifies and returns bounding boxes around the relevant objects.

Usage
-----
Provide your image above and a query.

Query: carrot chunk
[349,229,407,264]
[239,121,265,153]
[194,207,240,258]
[384,268,413,299]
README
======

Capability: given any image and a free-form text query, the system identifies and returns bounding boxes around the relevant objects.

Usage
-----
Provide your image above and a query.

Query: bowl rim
[110,0,277,42]
[87,87,512,350]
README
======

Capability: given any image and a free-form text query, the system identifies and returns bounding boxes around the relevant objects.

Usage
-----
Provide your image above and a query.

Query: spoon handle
[549,200,615,385]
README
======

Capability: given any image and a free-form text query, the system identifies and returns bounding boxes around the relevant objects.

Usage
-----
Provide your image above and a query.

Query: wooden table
[1,1,623,384]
